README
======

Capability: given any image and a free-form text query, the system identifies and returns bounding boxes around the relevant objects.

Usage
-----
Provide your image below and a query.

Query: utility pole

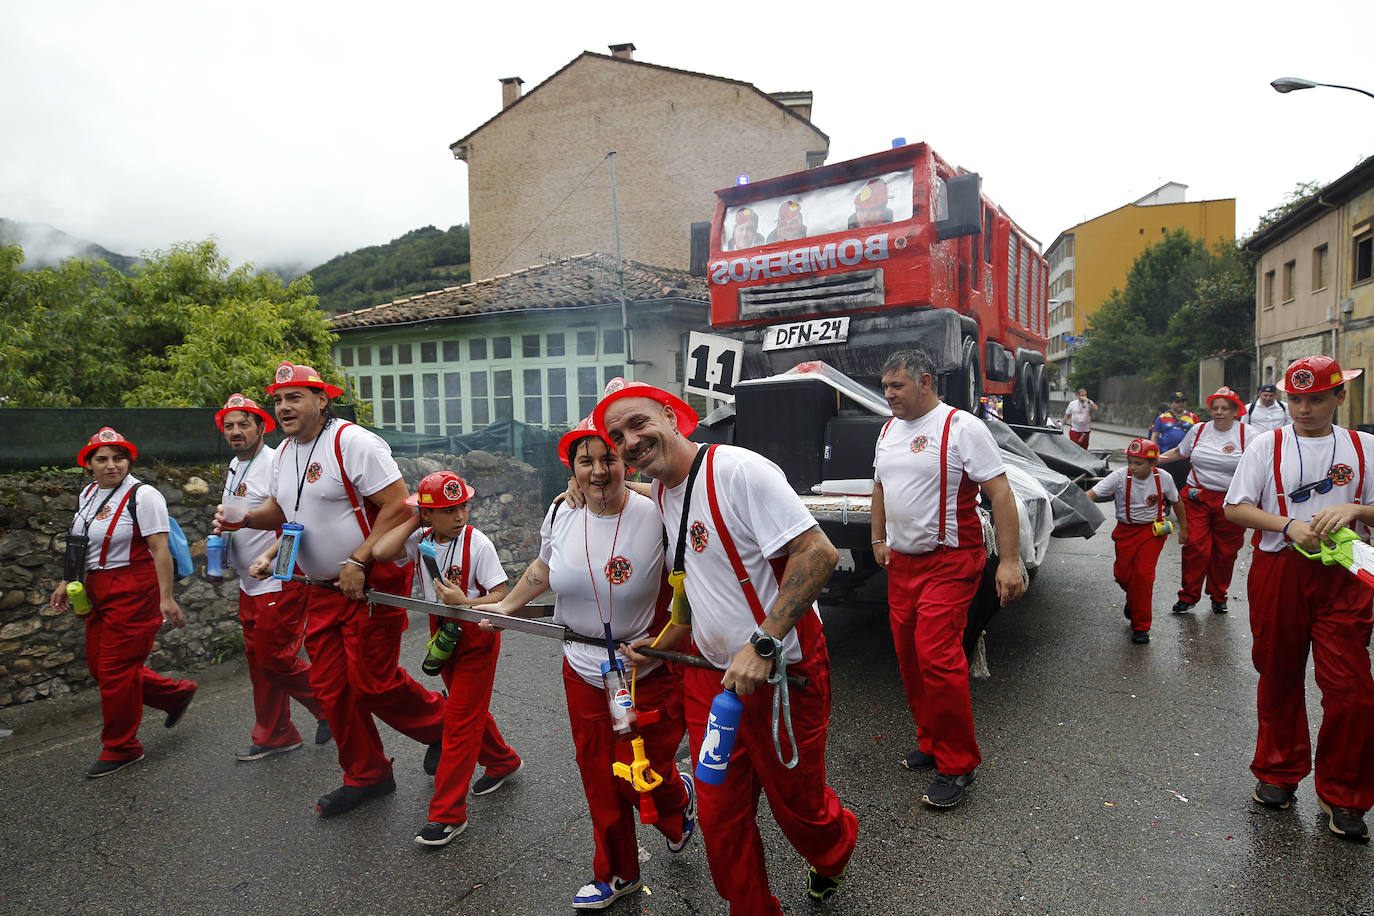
[608,151,633,376]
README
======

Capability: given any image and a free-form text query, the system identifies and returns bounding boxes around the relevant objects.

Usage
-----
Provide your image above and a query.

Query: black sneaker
[472,761,522,796]
[315,775,396,817]
[85,754,144,779]
[314,718,332,746]
[922,770,976,808]
[1122,603,1132,620]
[1211,599,1228,614]
[1252,781,1294,810]
[1171,601,1194,615]
[414,820,467,847]
[901,747,935,770]
[235,741,303,762]
[1131,629,1150,644]
[423,740,443,776]
[1319,797,1371,842]
[806,863,848,902]
[165,683,197,728]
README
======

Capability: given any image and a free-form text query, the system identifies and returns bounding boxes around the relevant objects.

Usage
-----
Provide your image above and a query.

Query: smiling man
[215,363,445,819]
[593,380,858,915]
[214,394,328,763]
[871,349,1024,809]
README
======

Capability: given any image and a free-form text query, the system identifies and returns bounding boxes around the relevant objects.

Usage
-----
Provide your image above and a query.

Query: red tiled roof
[328,253,708,331]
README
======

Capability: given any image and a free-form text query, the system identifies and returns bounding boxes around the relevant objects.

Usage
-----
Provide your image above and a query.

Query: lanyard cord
[77,483,123,537]
[1293,431,1336,486]
[224,447,260,498]
[585,490,628,663]
[291,419,330,515]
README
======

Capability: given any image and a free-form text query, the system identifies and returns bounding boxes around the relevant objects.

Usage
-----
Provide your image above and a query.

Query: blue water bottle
[694,688,742,785]
[205,534,224,583]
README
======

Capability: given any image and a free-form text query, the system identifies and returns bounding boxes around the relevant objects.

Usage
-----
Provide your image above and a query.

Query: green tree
[0,240,352,414]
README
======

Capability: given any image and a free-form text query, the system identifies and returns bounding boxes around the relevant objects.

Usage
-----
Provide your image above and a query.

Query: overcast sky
[3,0,1372,272]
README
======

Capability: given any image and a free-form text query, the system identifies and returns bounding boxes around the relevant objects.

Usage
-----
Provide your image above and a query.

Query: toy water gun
[611,726,664,825]
[1294,526,1374,587]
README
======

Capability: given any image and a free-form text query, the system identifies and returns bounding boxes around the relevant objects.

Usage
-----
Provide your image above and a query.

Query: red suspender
[1123,471,1164,524]
[459,525,473,595]
[1188,423,1206,489]
[97,485,139,567]
[879,418,895,440]
[1274,429,1288,518]
[703,445,768,624]
[1350,429,1365,505]
[937,409,957,545]
[331,421,373,539]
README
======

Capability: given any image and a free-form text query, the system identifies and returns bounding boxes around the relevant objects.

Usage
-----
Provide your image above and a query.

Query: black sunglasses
[1289,478,1335,503]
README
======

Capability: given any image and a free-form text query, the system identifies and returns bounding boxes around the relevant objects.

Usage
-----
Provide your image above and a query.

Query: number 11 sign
[684,331,744,403]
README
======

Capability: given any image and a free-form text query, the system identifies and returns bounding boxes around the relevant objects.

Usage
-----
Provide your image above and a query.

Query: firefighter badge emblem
[604,556,632,585]
[909,436,929,455]
[1290,368,1315,390]
[1331,464,1354,486]
[233,483,247,497]
[275,364,294,383]
[305,462,323,483]
[95,505,113,521]
[443,479,463,501]
[690,520,709,553]
[1221,444,1236,454]
[445,566,463,584]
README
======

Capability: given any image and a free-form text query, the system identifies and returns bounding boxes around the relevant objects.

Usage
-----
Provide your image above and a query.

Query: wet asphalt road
[3,434,1373,915]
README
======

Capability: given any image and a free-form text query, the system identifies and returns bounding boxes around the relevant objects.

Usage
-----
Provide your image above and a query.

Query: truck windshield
[721,168,916,252]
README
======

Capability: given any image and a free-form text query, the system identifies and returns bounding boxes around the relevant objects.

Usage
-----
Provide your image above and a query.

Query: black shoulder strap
[128,481,141,533]
[671,445,712,578]
[549,494,567,524]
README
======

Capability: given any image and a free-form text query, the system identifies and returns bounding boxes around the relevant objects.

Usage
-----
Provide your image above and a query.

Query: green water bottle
[67,581,92,616]
[422,621,462,675]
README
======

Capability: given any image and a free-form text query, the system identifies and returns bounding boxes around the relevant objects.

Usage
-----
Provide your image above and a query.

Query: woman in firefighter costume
[1223,356,1374,843]
[1158,386,1248,615]
[473,419,694,910]
[49,428,198,777]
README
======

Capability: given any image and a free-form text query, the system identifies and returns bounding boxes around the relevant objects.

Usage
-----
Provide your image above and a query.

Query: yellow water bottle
[67,581,92,616]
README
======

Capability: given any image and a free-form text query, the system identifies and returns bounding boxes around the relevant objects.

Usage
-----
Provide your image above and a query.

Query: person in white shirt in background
[1244,384,1290,433]
[1062,389,1098,448]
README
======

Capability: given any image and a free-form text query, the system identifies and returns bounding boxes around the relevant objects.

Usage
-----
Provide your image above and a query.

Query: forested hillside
[307,224,471,314]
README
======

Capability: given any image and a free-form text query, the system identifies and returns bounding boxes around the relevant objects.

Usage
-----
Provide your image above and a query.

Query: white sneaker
[572,876,641,910]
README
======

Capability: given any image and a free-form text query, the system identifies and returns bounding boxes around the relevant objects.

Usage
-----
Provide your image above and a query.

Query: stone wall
[0,451,541,708]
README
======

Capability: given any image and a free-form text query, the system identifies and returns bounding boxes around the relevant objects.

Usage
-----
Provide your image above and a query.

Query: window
[358,377,373,400]
[420,342,437,363]
[356,347,372,367]
[1356,228,1373,284]
[470,372,490,426]
[1264,270,1275,309]
[492,336,512,360]
[1282,260,1296,301]
[339,347,353,367]
[379,345,394,366]
[548,368,568,426]
[578,366,599,418]
[443,340,461,361]
[399,376,415,429]
[493,370,513,419]
[444,372,463,429]
[547,333,565,357]
[469,339,487,361]
[422,373,440,434]
[522,334,541,358]
[381,376,396,425]
[521,369,543,424]
[603,365,624,386]
[1064,236,1074,258]
[577,330,597,356]
[603,328,624,355]
[398,343,413,365]
[1313,245,1329,291]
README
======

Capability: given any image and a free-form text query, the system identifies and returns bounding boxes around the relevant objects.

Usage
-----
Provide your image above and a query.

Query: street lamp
[1271,77,1374,101]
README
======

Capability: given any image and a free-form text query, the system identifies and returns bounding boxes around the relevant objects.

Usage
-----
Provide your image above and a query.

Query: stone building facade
[0,452,540,709]
[451,44,829,280]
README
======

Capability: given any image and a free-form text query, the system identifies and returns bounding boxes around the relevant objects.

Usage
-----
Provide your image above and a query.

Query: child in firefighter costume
[473,420,694,910]
[374,471,522,848]
[1223,356,1374,843]
[49,428,198,777]
[1087,439,1188,643]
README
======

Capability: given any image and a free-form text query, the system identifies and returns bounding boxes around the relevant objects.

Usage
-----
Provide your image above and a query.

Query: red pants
[684,640,857,916]
[1112,522,1167,631]
[1247,549,1374,810]
[887,546,984,774]
[239,582,322,748]
[84,563,196,761]
[301,585,445,785]
[1069,429,1090,449]
[427,619,520,824]
[564,661,689,883]
[1177,487,1245,604]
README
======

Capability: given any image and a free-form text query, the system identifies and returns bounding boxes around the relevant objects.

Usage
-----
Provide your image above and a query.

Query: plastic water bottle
[422,621,463,676]
[205,534,225,583]
[67,581,92,616]
[601,658,637,737]
[694,688,742,785]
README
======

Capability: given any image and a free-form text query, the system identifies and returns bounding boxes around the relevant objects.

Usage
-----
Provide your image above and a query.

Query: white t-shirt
[1244,401,1289,433]
[873,404,1007,554]
[268,420,402,580]
[1064,400,1094,432]
[72,476,169,572]
[1225,425,1374,553]
[540,493,667,687]
[224,444,281,597]
[1177,421,1246,493]
[402,525,505,603]
[1094,467,1179,525]
[654,445,818,669]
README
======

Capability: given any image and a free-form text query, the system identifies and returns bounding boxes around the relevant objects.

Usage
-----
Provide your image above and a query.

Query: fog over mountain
[0,219,140,273]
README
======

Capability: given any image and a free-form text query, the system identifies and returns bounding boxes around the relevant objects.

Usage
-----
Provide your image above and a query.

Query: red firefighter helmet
[1205,386,1246,417]
[1277,355,1362,394]
[214,392,276,433]
[264,362,344,398]
[78,427,138,467]
[1124,438,1159,460]
[592,378,698,438]
[735,207,758,229]
[404,471,475,509]
[559,417,615,468]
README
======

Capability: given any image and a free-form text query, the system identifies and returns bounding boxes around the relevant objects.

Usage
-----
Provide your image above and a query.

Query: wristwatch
[750,626,784,660]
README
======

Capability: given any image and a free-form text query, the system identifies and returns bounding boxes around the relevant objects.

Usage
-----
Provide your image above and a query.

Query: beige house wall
[461,55,827,280]
[1335,186,1374,426]
[1254,208,1340,349]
